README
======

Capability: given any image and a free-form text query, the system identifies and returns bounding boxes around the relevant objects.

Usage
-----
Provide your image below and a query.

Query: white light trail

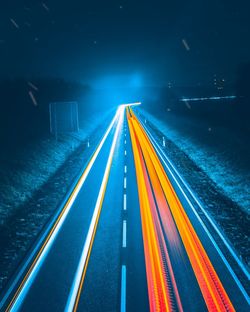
[6,107,122,312]
[65,106,124,311]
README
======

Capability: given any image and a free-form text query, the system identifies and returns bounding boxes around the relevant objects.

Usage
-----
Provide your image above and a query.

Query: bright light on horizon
[120,102,141,107]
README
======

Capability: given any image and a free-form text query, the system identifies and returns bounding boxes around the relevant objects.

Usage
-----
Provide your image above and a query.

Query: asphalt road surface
[0,104,249,312]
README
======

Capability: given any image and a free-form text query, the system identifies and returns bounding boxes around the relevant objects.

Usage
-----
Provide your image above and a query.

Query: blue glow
[130,74,142,88]
[92,73,143,89]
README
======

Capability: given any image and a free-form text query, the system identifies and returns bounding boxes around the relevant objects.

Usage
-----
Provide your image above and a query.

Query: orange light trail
[127,109,183,312]
[127,107,235,312]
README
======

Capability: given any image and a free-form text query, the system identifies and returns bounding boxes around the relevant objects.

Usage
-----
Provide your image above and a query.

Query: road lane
[1,107,125,311]
[123,117,149,312]
[127,107,249,311]
[136,111,250,297]
[1,103,249,312]
[75,115,125,311]
[135,109,250,306]
[128,109,185,311]
[65,106,124,312]
[76,115,149,311]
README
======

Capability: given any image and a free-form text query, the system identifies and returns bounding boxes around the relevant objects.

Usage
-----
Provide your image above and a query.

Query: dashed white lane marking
[124,165,127,174]
[120,265,126,312]
[124,177,127,189]
[125,133,126,137]
[123,194,127,211]
[124,150,127,156]
[122,220,127,248]
[125,140,126,145]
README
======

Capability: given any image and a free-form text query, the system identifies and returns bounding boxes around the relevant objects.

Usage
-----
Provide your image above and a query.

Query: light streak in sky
[28,82,39,91]
[42,3,50,12]
[180,95,236,102]
[28,91,38,106]
[182,39,190,51]
[10,19,19,29]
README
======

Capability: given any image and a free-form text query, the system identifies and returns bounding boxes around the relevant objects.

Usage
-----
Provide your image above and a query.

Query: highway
[0,104,249,311]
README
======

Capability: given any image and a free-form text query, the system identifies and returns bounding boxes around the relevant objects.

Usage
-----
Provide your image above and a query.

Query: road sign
[49,102,79,137]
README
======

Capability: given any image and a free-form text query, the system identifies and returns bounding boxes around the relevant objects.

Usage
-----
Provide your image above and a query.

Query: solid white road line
[122,220,127,248]
[123,194,127,211]
[124,177,127,189]
[120,265,126,312]
[5,107,123,312]
[65,106,125,312]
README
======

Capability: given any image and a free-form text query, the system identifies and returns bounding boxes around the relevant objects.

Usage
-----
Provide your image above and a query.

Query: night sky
[0,0,249,87]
